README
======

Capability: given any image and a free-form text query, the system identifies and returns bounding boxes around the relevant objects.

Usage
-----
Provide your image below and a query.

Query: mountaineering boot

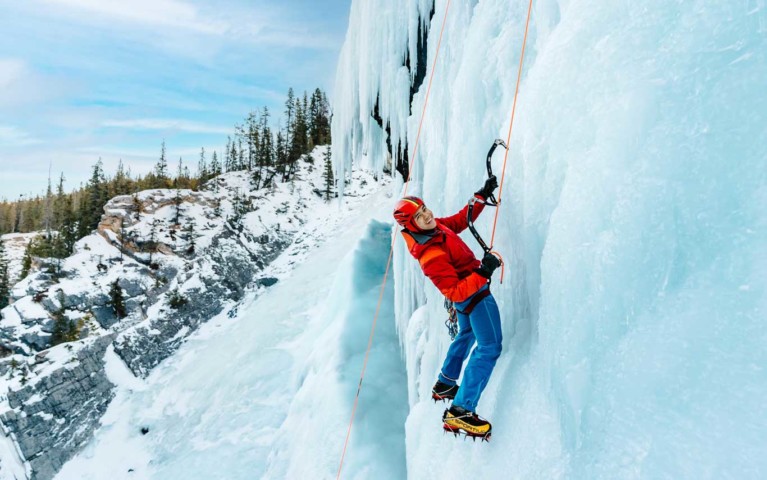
[432,380,459,402]
[443,405,492,441]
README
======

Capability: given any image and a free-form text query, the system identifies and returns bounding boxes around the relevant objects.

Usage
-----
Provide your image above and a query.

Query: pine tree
[43,173,53,235]
[247,113,258,171]
[148,218,160,267]
[275,130,287,180]
[89,159,107,229]
[224,137,233,172]
[230,138,238,171]
[132,194,142,222]
[0,238,10,310]
[77,159,107,238]
[197,148,208,185]
[51,312,69,346]
[290,94,309,171]
[53,174,66,230]
[228,189,252,231]
[184,219,197,255]
[302,91,310,150]
[19,243,32,280]
[228,189,243,230]
[285,88,295,150]
[210,151,221,177]
[167,288,188,309]
[238,138,245,171]
[323,146,335,201]
[319,90,331,144]
[308,88,330,147]
[113,160,131,197]
[173,189,183,226]
[12,195,24,233]
[175,157,185,188]
[55,175,77,257]
[51,297,78,345]
[154,140,169,188]
[109,279,127,319]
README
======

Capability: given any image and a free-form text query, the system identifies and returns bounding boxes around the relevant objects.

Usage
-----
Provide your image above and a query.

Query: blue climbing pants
[437,287,502,412]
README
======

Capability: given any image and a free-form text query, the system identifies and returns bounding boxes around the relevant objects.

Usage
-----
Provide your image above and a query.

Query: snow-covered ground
[55,185,406,480]
[0,232,36,285]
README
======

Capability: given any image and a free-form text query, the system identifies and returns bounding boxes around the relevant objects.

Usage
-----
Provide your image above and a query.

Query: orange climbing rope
[336,1,452,478]
[490,0,534,249]
[336,0,534,476]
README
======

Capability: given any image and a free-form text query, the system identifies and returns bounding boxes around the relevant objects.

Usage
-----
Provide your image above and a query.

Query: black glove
[475,252,501,278]
[475,175,498,199]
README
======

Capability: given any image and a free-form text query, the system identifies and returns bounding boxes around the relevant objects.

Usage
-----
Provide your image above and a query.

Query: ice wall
[333,0,767,478]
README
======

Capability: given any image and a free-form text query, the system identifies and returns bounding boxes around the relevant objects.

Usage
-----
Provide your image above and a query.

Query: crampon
[442,406,492,442]
[431,381,458,403]
[442,405,493,441]
[443,423,492,442]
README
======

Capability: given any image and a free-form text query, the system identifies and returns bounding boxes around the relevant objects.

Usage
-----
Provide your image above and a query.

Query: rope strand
[336,1,452,478]
[490,0,534,248]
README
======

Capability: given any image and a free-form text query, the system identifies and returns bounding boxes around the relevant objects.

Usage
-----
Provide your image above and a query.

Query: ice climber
[392,175,502,440]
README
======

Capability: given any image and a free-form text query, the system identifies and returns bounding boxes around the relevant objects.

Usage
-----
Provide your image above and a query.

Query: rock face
[0,175,298,478]
[0,336,115,480]
[113,230,290,378]
[0,180,296,358]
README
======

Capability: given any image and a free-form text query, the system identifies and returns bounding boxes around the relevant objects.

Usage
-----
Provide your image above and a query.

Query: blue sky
[0,0,351,199]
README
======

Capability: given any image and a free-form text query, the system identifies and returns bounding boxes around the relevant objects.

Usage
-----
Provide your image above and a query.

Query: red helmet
[393,196,424,231]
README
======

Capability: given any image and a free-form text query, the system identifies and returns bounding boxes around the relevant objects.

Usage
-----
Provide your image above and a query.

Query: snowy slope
[55,186,407,480]
[334,0,767,479]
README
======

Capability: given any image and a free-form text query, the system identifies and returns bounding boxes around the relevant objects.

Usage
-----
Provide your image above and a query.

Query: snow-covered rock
[0,233,36,286]
[0,148,385,479]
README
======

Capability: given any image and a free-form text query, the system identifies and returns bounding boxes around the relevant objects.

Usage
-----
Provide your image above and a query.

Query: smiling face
[413,204,437,230]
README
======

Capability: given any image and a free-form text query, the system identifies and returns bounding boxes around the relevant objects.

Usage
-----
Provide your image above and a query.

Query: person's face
[413,204,437,230]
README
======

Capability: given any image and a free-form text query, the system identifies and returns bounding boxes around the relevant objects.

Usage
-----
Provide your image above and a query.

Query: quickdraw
[467,139,507,282]
[444,297,458,340]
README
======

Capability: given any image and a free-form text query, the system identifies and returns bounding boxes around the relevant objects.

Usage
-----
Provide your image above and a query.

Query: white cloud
[39,0,228,35]
[34,0,337,50]
[0,125,41,147]
[102,118,231,135]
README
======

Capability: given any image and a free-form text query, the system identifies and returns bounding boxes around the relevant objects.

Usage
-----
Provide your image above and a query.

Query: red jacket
[402,196,488,303]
